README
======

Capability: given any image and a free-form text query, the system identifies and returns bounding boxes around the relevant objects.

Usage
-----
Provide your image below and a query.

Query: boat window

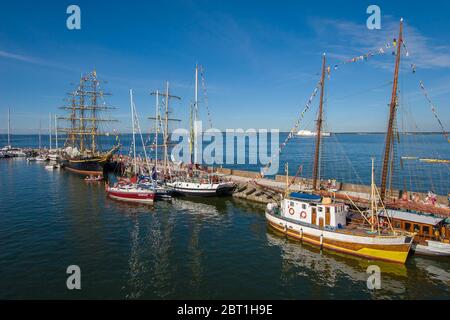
[404,223,412,231]
[422,226,430,235]
[302,204,306,210]
[325,207,330,214]
[394,221,401,229]
[413,224,420,233]
[290,202,295,207]
[318,207,323,212]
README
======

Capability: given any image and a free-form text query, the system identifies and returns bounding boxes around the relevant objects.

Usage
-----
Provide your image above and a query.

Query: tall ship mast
[380,19,403,201]
[312,53,327,191]
[58,70,120,175]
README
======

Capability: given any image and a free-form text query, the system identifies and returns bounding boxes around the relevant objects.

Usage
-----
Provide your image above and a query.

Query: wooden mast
[312,53,327,191]
[380,19,403,201]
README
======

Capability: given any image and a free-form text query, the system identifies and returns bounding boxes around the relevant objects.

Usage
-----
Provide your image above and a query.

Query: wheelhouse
[283,193,347,229]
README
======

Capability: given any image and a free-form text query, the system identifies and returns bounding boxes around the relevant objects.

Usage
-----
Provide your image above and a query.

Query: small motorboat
[26,157,37,162]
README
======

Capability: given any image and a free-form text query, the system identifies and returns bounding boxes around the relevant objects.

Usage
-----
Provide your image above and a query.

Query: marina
[1,1,450,302]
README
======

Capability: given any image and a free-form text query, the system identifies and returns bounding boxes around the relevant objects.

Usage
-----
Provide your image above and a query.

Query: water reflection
[266,231,408,298]
[412,258,450,286]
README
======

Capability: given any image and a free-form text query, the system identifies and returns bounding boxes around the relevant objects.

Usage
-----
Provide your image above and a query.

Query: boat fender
[300,228,303,241]
[320,234,324,249]
[289,208,295,215]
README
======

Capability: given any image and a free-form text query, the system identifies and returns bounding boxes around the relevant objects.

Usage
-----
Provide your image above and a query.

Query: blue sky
[1,0,450,134]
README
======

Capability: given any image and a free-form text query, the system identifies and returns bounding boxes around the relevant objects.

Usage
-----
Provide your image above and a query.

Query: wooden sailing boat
[166,64,235,197]
[370,19,450,255]
[265,53,414,264]
[58,70,120,175]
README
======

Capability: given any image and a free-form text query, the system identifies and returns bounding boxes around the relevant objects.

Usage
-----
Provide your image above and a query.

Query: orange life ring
[300,211,307,219]
[289,208,295,215]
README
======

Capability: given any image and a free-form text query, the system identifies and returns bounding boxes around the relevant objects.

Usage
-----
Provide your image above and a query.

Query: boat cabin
[283,193,347,229]
[380,210,450,243]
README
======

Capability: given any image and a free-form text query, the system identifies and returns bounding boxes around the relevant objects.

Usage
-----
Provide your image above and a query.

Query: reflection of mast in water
[187,214,203,296]
[147,207,176,298]
[266,232,407,297]
[126,218,147,299]
[124,210,176,299]
[171,199,229,296]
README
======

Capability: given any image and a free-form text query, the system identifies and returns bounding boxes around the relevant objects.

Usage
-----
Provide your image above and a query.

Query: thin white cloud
[0,49,78,72]
[0,50,42,64]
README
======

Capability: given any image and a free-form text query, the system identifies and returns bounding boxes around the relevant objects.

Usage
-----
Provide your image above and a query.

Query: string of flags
[329,38,409,75]
[419,81,450,143]
[200,66,214,129]
[257,81,322,179]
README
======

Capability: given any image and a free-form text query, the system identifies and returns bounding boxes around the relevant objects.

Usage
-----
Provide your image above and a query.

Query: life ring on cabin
[289,208,295,215]
[300,211,307,219]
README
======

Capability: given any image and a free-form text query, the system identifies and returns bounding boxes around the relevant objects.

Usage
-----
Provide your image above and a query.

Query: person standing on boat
[151,166,157,181]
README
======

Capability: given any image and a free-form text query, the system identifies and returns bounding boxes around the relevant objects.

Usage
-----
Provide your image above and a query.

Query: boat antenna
[380,18,403,201]
[7,108,11,147]
[285,162,289,197]
[49,113,52,150]
[39,120,42,150]
[370,157,377,233]
[312,53,327,191]
[55,115,58,150]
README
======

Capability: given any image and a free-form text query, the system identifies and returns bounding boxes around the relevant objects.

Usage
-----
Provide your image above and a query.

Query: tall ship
[58,70,120,176]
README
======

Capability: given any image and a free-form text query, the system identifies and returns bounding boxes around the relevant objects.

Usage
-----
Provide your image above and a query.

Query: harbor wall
[214,167,448,205]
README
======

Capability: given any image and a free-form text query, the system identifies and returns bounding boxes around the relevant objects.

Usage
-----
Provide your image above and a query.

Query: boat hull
[413,241,450,257]
[168,182,235,197]
[106,187,155,204]
[62,158,104,175]
[266,212,412,264]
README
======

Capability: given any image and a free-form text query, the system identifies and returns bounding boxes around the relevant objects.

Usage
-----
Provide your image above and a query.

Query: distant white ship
[297,130,331,137]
